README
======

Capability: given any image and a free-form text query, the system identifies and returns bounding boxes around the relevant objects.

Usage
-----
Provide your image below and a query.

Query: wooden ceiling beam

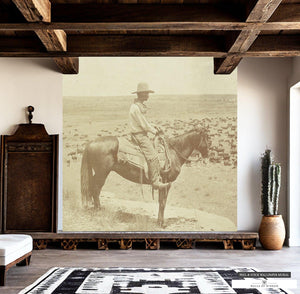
[214,55,243,75]
[0,34,299,57]
[214,0,283,74]
[1,22,300,32]
[12,0,51,22]
[227,30,261,53]
[35,29,67,51]
[0,35,226,57]
[246,0,283,22]
[12,0,78,74]
[1,1,299,74]
[0,22,252,32]
[53,57,79,74]
[214,29,260,74]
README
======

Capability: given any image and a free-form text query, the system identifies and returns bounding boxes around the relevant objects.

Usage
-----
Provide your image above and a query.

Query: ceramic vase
[259,215,285,250]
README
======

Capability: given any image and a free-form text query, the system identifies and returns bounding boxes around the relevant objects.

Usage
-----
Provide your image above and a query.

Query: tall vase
[259,215,285,250]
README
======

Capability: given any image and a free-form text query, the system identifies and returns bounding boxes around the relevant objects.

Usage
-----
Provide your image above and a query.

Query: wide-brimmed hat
[132,82,154,94]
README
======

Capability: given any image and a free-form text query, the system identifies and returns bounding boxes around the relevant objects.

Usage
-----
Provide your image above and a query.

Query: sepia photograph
[63,57,237,232]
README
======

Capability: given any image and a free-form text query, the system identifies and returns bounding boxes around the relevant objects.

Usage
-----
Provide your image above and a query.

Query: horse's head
[196,128,210,158]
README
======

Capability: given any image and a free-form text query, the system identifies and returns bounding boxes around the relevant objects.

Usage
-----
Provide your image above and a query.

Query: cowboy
[129,82,170,190]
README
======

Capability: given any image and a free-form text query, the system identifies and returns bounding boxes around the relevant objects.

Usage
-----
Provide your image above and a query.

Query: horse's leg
[92,154,115,209]
[157,185,171,227]
[91,170,111,210]
[90,175,100,209]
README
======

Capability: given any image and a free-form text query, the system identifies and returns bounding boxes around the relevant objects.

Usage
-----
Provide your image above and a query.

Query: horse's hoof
[157,220,164,227]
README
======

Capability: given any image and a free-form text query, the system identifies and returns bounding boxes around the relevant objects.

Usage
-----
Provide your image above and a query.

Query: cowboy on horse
[129,82,170,190]
[81,83,209,226]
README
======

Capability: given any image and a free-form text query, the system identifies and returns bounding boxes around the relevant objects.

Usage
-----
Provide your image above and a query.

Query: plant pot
[259,215,285,250]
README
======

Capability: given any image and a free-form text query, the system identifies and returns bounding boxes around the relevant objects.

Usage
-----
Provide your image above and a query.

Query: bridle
[169,131,208,162]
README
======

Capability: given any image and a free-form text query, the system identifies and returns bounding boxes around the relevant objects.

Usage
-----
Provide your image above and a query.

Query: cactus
[261,149,281,215]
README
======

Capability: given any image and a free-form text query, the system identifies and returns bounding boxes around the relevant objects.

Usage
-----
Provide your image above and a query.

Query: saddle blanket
[117,137,149,178]
[117,137,168,180]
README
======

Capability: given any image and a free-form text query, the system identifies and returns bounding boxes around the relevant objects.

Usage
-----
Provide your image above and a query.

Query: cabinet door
[1,124,58,233]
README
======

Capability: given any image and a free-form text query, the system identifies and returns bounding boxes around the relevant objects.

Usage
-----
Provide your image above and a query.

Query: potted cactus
[259,149,285,250]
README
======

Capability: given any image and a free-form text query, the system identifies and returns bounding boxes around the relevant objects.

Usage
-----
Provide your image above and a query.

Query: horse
[80,128,209,227]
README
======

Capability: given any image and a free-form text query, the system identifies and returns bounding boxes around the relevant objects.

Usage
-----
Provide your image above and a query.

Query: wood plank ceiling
[0,0,299,74]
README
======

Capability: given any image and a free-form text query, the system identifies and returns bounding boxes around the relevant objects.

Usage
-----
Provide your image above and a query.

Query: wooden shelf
[26,231,258,250]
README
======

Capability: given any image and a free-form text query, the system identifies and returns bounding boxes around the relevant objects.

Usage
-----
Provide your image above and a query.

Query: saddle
[117,135,170,180]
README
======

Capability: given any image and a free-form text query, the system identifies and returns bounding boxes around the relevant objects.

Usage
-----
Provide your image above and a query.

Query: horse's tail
[81,146,92,207]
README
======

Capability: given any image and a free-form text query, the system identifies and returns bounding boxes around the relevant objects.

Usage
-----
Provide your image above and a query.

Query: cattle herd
[64,116,237,169]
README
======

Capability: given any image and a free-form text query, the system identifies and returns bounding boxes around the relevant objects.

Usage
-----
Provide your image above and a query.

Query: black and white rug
[19,267,294,294]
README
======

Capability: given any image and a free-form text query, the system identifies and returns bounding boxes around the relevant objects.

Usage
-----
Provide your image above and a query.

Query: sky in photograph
[63,57,237,96]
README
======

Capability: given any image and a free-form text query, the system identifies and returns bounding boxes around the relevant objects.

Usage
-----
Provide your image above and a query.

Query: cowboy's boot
[148,158,170,190]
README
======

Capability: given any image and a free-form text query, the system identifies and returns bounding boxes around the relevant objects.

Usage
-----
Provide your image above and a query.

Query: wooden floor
[1,245,300,294]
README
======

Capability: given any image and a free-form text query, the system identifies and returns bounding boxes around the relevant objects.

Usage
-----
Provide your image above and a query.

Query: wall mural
[63,57,237,232]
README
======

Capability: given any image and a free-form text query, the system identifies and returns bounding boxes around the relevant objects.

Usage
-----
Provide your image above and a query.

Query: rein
[169,143,201,162]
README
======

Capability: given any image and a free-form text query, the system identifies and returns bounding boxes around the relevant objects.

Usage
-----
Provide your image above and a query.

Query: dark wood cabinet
[1,124,58,233]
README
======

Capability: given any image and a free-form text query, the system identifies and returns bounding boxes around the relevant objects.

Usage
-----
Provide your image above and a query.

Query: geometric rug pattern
[19,267,294,294]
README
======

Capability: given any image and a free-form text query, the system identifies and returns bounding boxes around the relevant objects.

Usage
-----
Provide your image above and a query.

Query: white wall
[290,57,300,88]
[0,58,63,230]
[289,84,300,246]
[288,57,300,246]
[0,57,297,235]
[237,58,292,232]
[0,58,62,134]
